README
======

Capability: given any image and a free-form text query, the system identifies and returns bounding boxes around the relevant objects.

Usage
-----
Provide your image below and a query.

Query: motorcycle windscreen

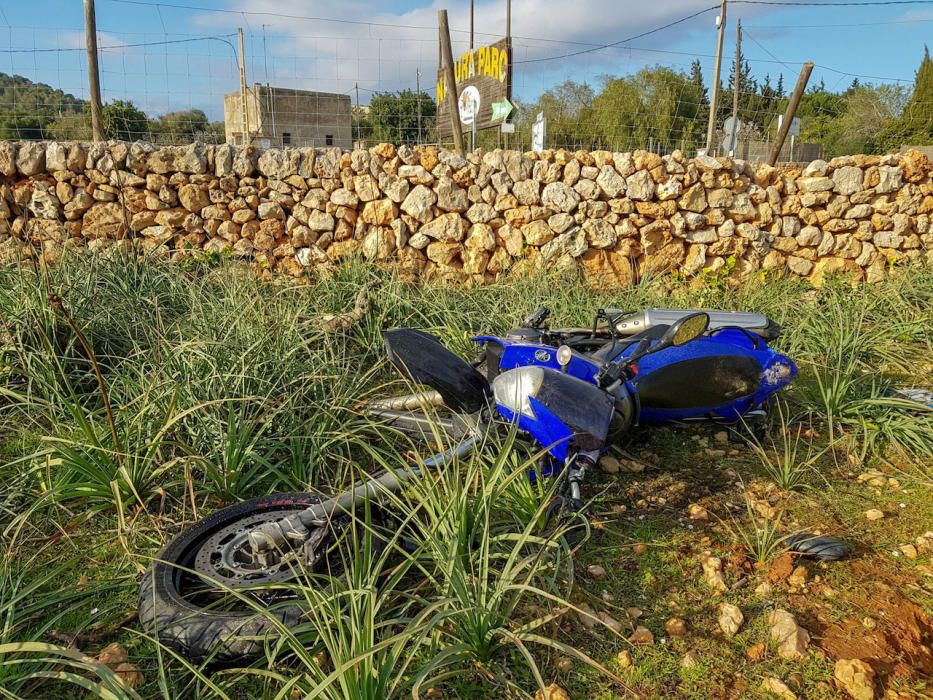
[384,329,490,413]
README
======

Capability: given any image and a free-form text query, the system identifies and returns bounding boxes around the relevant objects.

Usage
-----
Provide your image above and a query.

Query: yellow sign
[436,37,511,136]
[437,43,509,103]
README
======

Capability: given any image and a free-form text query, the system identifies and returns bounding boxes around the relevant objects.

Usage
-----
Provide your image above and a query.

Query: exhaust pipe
[366,390,445,411]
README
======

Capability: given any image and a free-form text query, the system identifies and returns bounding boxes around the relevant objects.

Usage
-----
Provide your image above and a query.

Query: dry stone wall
[1,140,931,286]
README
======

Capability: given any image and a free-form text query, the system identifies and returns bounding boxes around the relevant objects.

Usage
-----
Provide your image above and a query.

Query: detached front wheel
[139,493,324,664]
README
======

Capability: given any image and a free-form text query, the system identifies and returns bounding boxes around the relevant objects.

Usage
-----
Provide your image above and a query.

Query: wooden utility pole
[470,0,475,50]
[732,19,741,124]
[416,68,422,144]
[84,0,104,141]
[438,9,465,155]
[768,61,813,166]
[237,28,250,144]
[705,0,727,154]
[505,0,512,129]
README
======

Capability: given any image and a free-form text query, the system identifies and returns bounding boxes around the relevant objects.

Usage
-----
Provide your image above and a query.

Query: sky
[1,0,931,120]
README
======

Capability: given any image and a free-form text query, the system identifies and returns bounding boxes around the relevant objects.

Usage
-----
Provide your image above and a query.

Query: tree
[0,72,85,139]
[103,100,149,141]
[590,66,707,153]
[818,84,907,156]
[150,109,213,144]
[878,46,933,148]
[797,89,845,145]
[366,90,436,145]
[516,80,596,150]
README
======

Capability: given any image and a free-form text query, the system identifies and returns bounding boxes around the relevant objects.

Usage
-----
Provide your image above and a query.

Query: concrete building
[224,85,352,149]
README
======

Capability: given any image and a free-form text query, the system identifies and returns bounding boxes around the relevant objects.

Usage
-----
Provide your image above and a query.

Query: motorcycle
[139,308,797,662]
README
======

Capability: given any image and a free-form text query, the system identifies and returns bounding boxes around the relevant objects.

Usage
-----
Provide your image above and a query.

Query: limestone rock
[626,170,655,201]
[421,213,466,242]
[29,189,61,220]
[82,203,128,239]
[702,556,727,592]
[695,153,723,171]
[15,142,45,176]
[679,182,707,212]
[533,684,569,700]
[657,177,683,201]
[797,176,835,193]
[541,228,587,260]
[767,609,810,660]
[361,199,397,226]
[665,617,687,637]
[522,220,555,246]
[542,182,581,213]
[513,179,540,205]
[761,677,797,700]
[834,659,876,700]
[628,625,654,646]
[435,177,469,212]
[596,165,627,198]
[307,210,335,232]
[582,218,616,249]
[718,603,744,638]
[579,249,635,287]
[876,165,902,193]
[833,166,863,195]
[0,141,16,176]
[401,185,436,224]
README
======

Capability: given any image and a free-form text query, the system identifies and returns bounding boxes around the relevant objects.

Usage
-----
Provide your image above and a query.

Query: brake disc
[193,509,310,590]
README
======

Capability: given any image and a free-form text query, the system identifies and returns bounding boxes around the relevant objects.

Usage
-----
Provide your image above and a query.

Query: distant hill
[0,73,86,140]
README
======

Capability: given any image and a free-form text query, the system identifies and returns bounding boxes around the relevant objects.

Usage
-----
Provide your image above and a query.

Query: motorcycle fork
[244,419,485,561]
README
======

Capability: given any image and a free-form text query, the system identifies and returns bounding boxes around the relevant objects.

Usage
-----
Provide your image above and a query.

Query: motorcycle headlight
[492,367,545,418]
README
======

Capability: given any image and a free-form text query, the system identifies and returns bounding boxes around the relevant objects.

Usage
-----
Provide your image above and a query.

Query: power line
[742,28,794,72]
[745,17,933,27]
[0,34,237,54]
[515,5,721,64]
[735,0,933,4]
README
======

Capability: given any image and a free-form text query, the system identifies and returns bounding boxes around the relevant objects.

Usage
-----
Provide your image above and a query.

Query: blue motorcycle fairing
[473,328,796,423]
[496,396,574,461]
[473,336,602,383]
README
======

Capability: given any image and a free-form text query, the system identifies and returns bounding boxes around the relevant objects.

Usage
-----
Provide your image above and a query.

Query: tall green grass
[0,254,930,697]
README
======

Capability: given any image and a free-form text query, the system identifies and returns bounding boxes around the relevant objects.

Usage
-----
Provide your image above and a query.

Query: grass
[0,253,931,698]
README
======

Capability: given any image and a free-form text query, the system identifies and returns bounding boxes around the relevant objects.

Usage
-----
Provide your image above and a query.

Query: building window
[282,132,291,146]
[325,134,333,146]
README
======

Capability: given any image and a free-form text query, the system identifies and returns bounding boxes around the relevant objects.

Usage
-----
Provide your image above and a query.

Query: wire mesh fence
[0,5,930,161]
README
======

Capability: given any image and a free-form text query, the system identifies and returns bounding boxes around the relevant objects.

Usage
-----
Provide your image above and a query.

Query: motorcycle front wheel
[139,492,326,664]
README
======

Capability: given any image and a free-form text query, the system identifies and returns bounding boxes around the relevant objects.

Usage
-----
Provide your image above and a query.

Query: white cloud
[189,0,778,101]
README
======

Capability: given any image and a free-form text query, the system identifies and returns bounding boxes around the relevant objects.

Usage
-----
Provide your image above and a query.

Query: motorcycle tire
[138,492,322,664]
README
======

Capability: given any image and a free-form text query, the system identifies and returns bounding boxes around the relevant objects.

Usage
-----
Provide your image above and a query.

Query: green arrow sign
[491,98,513,121]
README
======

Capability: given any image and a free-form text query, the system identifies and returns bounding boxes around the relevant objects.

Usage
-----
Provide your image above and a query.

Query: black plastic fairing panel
[534,370,614,451]
[636,355,761,410]
[384,329,491,413]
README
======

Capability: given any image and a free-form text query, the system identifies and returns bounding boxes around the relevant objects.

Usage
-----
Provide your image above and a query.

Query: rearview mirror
[648,312,710,354]
[670,312,710,346]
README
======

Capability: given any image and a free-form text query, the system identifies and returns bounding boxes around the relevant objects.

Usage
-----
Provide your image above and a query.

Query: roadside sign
[492,98,513,121]
[500,122,515,134]
[723,116,742,154]
[778,114,801,137]
[531,111,546,152]
[458,86,481,125]
[436,37,510,136]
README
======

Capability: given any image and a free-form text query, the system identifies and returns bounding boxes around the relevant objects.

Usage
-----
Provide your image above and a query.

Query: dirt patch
[812,576,933,683]
[767,552,795,584]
